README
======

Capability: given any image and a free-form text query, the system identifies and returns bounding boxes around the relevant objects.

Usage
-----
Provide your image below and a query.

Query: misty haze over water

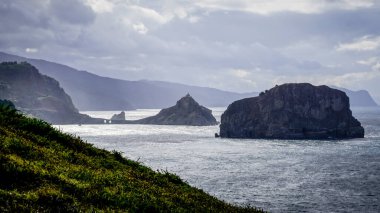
[56,108,380,212]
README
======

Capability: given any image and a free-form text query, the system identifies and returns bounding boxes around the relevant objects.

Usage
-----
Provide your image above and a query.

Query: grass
[0,105,264,212]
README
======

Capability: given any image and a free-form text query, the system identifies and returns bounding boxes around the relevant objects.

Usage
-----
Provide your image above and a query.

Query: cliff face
[0,62,96,124]
[220,83,364,139]
[136,94,218,126]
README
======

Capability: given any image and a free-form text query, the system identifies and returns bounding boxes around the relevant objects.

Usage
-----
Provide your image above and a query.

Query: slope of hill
[0,62,98,124]
[0,105,262,212]
[0,52,257,110]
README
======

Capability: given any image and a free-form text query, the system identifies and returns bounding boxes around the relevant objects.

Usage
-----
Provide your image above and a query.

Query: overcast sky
[1,0,380,102]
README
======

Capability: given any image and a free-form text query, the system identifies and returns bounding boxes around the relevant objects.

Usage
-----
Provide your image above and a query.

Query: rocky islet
[219,83,364,139]
[134,94,218,126]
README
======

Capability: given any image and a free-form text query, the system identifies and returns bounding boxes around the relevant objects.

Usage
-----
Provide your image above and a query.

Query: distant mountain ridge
[0,52,257,110]
[0,51,378,109]
[331,86,378,107]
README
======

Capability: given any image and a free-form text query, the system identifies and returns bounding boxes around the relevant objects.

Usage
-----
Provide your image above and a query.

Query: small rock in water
[110,111,126,121]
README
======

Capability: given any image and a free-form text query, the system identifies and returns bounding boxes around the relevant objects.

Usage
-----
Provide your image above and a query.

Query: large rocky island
[220,83,364,139]
[134,94,217,126]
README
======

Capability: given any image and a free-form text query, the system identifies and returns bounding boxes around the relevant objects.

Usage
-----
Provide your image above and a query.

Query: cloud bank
[1,0,380,102]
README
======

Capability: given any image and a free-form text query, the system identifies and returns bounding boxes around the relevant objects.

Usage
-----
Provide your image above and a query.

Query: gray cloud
[0,0,380,102]
[50,0,95,25]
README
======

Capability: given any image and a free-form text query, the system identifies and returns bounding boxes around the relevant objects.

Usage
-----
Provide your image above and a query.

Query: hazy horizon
[1,0,380,102]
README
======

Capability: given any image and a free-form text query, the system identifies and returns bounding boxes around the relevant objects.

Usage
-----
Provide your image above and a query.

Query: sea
[55,107,380,212]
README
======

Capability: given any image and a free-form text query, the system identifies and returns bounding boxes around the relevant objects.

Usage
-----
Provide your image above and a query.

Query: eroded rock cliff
[220,83,364,139]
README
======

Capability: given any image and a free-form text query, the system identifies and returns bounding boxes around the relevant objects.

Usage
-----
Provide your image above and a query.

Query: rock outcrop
[111,111,126,121]
[220,83,364,139]
[135,94,217,126]
[0,62,101,124]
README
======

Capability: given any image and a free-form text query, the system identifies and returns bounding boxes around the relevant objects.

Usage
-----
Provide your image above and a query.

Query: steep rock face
[220,83,364,139]
[136,94,217,126]
[0,62,98,124]
[111,111,126,121]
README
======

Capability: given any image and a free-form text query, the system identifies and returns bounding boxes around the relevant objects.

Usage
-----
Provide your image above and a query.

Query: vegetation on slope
[0,104,263,212]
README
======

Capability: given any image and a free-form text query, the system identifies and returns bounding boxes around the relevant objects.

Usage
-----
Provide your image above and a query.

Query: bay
[55,108,380,212]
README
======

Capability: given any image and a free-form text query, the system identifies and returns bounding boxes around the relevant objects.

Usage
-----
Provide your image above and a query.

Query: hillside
[0,52,257,110]
[0,62,98,124]
[0,104,262,212]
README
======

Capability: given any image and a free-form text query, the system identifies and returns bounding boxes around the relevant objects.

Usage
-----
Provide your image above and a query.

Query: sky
[1,0,380,102]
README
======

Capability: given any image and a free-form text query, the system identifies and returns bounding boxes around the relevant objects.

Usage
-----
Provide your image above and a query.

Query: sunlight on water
[56,108,380,212]
[82,109,161,121]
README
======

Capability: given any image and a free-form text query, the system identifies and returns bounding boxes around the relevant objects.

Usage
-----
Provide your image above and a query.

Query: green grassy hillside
[0,105,263,212]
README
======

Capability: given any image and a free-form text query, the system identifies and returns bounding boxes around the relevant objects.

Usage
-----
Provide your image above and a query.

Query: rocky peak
[111,111,126,121]
[135,94,217,126]
[174,94,200,110]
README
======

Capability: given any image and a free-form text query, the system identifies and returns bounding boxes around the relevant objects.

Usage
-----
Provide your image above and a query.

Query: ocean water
[55,108,380,212]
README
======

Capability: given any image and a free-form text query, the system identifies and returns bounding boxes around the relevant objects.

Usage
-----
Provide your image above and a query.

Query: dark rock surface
[0,62,101,124]
[135,94,217,126]
[111,111,126,121]
[220,83,364,139]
